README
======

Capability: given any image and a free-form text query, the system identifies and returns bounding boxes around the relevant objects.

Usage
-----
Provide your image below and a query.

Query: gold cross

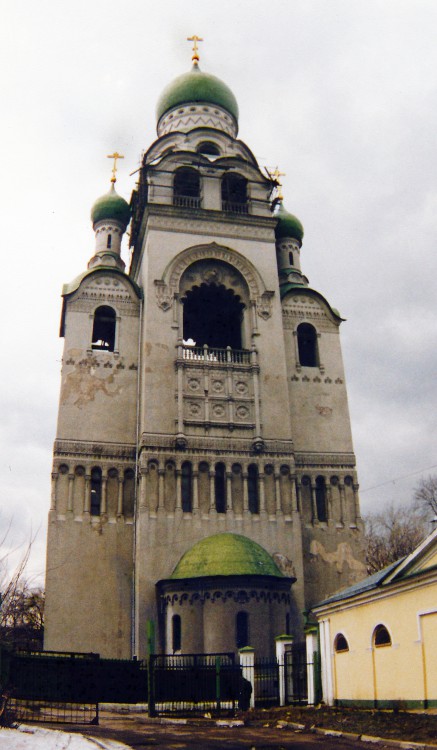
[187,35,203,63]
[107,152,124,183]
[271,166,286,201]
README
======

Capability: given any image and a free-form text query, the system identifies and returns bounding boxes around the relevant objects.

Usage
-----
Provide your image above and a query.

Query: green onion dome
[170,533,284,579]
[274,202,304,243]
[90,184,131,228]
[156,63,239,123]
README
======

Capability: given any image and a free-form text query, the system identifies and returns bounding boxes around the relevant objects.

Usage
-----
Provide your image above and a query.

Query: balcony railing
[173,195,201,208]
[181,345,251,365]
[222,200,249,215]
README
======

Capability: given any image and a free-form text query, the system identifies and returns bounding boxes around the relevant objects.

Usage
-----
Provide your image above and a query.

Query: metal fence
[149,653,241,716]
[253,658,280,707]
[1,649,148,725]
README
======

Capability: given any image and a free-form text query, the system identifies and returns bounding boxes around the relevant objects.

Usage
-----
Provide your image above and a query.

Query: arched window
[90,467,102,516]
[289,251,294,266]
[373,624,391,647]
[107,234,112,249]
[173,167,201,208]
[248,464,259,514]
[172,614,181,652]
[197,142,220,156]
[236,611,249,649]
[315,476,327,522]
[215,462,226,513]
[297,323,318,367]
[183,284,244,350]
[92,306,116,352]
[181,461,192,513]
[221,173,248,214]
[334,633,349,653]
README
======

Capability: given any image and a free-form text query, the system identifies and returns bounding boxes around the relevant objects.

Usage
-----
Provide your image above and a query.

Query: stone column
[101,471,108,517]
[192,467,199,512]
[239,647,255,709]
[158,466,165,512]
[306,627,319,706]
[259,471,266,515]
[175,464,182,511]
[290,475,298,514]
[308,480,317,523]
[226,465,232,512]
[339,482,345,526]
[84,473,91,515]
[353,483,361,525]
[67,473,74,515]
[117,475,124,517]
[242,469,249,515]
[50,472,57,512]
[274,470,282,515]
[275,636,293,707]
[139,468,147,510]
[209,468,216,513]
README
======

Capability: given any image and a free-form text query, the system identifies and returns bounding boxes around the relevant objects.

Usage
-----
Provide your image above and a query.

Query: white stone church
[44,45,366,659]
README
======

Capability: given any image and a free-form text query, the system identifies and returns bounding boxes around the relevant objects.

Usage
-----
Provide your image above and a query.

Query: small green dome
[91,184,131,227]
[156,63,239,123]
[170,533,283,579]
[275,202,304,243]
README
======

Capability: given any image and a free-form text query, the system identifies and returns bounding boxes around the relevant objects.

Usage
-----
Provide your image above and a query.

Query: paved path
[55,712,368,750]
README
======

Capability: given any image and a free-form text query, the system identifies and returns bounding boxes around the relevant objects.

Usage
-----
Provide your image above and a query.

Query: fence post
[215,656,221,714]
[238,647,255,708]
[305,626,319,705]
[275,635,293,706]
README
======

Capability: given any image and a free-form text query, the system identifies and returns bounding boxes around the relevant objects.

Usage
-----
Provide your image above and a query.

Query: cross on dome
[107,151,124,184]
[187,34,203,63]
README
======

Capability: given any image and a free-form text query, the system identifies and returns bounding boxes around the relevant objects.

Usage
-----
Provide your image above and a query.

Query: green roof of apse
[156,63,239,122]
[170,533,283,579]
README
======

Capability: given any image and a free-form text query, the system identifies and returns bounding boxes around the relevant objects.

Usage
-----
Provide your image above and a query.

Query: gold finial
[187,35,203,64]
[266,166,286,201]
[107,152,124,184]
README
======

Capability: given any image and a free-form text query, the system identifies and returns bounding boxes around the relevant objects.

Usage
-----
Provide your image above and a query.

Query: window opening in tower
[183,283,244,350]
[91,306,116,351]
[297,322,318,367]
[173,167,201,208]
[221,173,248,214]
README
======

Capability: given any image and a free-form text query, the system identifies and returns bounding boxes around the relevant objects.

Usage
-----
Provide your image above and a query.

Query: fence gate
[149,652,240,716]
[284,642,308,704]
[253,657,279,707]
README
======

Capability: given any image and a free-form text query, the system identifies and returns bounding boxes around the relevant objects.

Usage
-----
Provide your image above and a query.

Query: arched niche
[154,243,274,322]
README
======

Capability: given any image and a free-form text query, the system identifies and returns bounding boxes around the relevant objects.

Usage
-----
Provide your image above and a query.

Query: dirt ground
[61,705,437,748]
[245,705,437,744]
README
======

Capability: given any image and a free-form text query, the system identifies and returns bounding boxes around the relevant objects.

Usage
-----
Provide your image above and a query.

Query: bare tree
[364,501,427,574]
[0,529,44,650]
[413,475,437,519]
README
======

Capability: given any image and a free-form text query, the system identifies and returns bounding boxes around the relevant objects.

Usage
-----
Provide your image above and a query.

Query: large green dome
[91,184,131,228]
[275,202,304,243]
[170,533,283,579]
[156,63,239,123]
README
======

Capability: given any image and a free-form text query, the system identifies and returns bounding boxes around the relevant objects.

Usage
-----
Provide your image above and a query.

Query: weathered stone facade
[44,59,366,660]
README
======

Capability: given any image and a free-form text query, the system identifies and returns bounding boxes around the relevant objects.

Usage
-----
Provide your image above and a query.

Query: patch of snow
[0,725,131,749]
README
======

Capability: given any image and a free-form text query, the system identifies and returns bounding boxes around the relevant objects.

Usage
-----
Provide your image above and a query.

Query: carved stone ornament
[155,243,274,312]
[256,291,274,320]
[154,280,173,311]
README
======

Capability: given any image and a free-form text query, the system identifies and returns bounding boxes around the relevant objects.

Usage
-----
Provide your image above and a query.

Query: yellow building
[313,528,437,708]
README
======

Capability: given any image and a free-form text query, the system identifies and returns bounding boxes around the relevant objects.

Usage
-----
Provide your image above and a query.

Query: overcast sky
[1,0,436,584]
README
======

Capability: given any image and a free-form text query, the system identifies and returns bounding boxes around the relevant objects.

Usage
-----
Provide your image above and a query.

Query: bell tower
[45,44,365,659]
